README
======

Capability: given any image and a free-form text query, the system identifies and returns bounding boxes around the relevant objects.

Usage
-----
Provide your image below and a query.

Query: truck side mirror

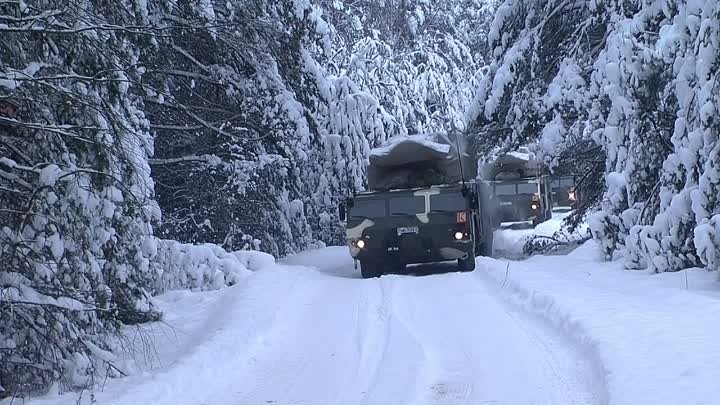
[338,202,347,222]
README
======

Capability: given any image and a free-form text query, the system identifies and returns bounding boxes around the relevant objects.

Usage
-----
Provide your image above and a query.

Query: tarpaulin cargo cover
[367,133,476,191]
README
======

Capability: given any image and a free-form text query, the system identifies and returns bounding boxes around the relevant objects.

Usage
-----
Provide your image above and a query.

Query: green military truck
[551,175,579,209]
[490,177,553,226]
[339,182,494,278]
[338,133,496,278]
[483,148,553,227]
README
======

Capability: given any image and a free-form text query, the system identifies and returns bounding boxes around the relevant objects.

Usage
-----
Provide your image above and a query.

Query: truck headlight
[531,204,538,210]
[454,231,464,240]
[356,239,366,249]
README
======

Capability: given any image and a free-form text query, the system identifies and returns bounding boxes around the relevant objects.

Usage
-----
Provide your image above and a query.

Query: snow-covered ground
[10,228,720,405]
[480,241,720,405]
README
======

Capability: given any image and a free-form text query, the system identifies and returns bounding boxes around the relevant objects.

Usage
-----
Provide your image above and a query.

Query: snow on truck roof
[355,181,471,196]
[369,134,452,158]
[366,132,476,191]
[506,150,531,161]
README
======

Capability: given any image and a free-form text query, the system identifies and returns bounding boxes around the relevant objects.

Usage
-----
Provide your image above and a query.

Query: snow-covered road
[265,248,602,405]
[96,247,601,405]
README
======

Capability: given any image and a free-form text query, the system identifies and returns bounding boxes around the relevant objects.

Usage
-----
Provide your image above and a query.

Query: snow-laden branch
[148,155,220,166]
[0,169,32,189]
[0,117,97,143]
[0,23,172,36]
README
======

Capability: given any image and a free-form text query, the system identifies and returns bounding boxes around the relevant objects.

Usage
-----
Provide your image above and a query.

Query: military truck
[550,175,579,208]
[482,148,553,226]
[338,133,496,278]
[490,177,552,226]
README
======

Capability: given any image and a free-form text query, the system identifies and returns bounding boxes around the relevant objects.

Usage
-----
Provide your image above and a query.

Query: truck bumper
[349,237,474,265]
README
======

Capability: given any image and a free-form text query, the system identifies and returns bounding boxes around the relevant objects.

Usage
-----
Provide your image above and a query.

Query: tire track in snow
[343,276,430,405]
[473,258,610,405]
[389,270,604,405]
[336,279,388,405]
[226,267,426,405]
[390,274,479,405]
[228,270,360,405]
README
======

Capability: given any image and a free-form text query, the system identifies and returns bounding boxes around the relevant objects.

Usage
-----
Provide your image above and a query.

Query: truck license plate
[397,226,419,235]
[500,201,512,206]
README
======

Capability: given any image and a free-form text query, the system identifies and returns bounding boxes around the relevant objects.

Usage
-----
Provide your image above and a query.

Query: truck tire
[458,252,476,272]
[360,260,383,278]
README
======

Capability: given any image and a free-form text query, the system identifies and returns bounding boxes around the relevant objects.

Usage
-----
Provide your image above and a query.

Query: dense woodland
[1,0,720,397]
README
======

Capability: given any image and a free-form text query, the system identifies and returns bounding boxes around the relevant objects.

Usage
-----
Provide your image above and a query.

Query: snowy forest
[2,0,720,398]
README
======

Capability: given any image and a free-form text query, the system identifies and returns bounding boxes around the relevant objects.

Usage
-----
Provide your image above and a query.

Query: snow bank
[493,211,588,259]
[478,242,720,405]
[151,239,275,293]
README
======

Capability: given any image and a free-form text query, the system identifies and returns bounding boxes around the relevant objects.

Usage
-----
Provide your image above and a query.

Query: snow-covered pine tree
[322,0,484,135]
[470,0,720,272]
[142,0,333,256]
[624,0,720,272]
[301,0,491,245]
[0,0,159,395]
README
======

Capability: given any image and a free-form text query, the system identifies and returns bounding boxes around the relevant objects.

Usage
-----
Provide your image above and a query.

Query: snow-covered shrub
[150,240,275,293]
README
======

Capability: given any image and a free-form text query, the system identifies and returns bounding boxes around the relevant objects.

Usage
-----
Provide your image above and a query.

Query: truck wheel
[360,260,383,278]
[458,255,476,272]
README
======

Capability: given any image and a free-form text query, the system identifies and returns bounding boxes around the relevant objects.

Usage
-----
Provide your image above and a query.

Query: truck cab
[339,182,495,278]
[490,176,553,226]
[551,175,579,208]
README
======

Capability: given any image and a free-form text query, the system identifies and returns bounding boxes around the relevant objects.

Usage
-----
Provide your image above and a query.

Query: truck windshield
[517,183,538,194]
[494,184,516,195]
[430,192,466,212]
[389,196,425,215]
[351,199,386,218]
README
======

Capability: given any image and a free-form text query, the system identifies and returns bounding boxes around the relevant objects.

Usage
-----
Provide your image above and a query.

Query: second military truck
[339,133,496,278]
[483,148,553,227]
